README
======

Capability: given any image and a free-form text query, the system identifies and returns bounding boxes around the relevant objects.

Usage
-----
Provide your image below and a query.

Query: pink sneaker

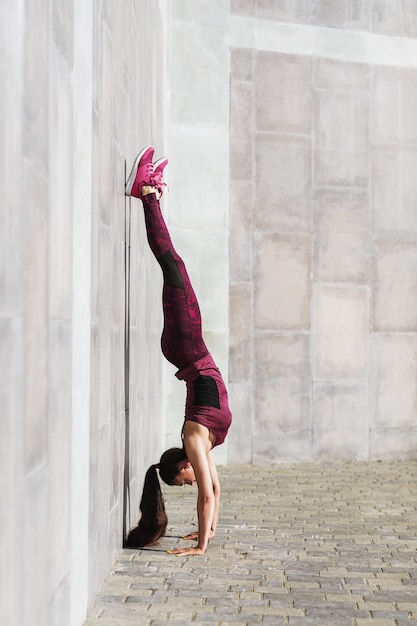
[125,146,155,197]
[153,157,168,193]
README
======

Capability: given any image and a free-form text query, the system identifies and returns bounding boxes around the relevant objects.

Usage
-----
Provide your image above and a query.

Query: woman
[124,146,232,556]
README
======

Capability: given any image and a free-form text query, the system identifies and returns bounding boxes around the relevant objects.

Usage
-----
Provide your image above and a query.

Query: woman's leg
[141,192,209,371]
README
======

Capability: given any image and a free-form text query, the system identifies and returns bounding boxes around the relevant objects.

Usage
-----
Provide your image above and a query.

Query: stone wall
[0,1,168,625]
[228,0,417,463]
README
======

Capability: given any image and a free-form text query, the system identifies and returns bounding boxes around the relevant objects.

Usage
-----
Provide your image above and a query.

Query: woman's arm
[207,451,220,534]
[169,422,215,555]
[183,451,220,541]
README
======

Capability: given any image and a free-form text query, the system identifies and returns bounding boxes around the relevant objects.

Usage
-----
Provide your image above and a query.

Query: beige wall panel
[370,427,417,460]
[255,333,311,432]
[371,149,402,232]
[313,1,370,30]
[370,66,400,144]
[313,382,369,460]
[255,51,312,134]
[255,0,311,24]
[371,1,417,37]
[372,239,417,332]
[371,334,417,429]
[252,429,312,464]
[230,283,252,382]
[313,57,370,91]
[313,285,369,380]
[314,189,369,284]
[229,181,253,284]
[255,135,312,233]
[228,381,253,464]
[254,233,311,331]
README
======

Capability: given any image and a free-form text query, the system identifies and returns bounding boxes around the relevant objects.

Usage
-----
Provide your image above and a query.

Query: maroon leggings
[141,194,209,371]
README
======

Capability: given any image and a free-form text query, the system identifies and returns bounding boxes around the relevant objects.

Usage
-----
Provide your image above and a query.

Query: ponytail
[125,447,188,548]
[125,464,168,548]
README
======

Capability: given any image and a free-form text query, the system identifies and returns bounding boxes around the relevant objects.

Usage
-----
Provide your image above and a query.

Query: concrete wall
[0,1,167,625]
[228,0,417,463]
[164,0,231,466]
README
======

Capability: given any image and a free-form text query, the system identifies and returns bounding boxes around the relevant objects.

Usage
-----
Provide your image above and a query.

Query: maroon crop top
[175,353,232,448]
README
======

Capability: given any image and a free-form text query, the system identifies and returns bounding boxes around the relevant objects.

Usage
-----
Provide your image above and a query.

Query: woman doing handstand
[124,146,232,556]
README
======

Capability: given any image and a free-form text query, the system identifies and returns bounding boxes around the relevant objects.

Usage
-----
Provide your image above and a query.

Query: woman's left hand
[167,546,205,556]
[182,530,215,541]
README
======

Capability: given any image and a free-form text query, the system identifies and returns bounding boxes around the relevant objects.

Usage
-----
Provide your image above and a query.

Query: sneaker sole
[125,145,153,196]
[153,157,168,170]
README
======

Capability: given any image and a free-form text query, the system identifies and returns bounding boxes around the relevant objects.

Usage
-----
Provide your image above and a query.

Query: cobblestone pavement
[84,461,417,625]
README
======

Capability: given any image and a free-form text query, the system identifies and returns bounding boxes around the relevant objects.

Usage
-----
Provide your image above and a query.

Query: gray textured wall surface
[228,0,417,463]
[0,1,167,625]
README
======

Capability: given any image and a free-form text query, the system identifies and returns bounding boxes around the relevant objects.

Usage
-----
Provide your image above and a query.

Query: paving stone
[83,461,417,625]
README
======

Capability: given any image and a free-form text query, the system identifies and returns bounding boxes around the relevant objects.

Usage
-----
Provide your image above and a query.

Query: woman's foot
[153,157,169,194]
[125,146,155,197]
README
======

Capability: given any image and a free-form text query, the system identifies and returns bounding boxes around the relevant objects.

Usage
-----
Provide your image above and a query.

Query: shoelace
[145,162,154,184]
[150,171,167,192]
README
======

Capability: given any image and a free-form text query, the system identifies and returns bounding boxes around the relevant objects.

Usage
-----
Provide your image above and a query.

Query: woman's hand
[182,530,215,541]
[167,546,206,556]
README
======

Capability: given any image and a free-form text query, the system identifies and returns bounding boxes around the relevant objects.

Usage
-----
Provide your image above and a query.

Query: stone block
[255,51,312,135]
[314,188,369,284]
[314,146,369,188]
[170,226,229,333]
[0,0,23,318]
[370,427,417,460]
[171,0,230,24]
[371,0,417,37]
[401,148,417,230]
[314,87,370,187]
[168,124,229,228]
[23,159,48,473]
[228,381,253,464]
[255,333,311,432]
[230,282,252,382]
[313,57,370,92]
[252,428,312,463]
[48,577,70,626]
[254,233,311,331]
[23,0,49,174]
[255,135,311,233]
[170,21,229,126]
[371,334,417,429]
[230,139,253,182]
[229,181,253,284]
[370,66,400,145]
[23,469,48,626]
[48,320,71,584]
[313,285,369,381]
[315,90,369,151]
[231,0,254,16]
[48,44,73,320]
[313,383,369,460]
[231,48,254,81]
[231,81,254,145]
[255,0,311,23]
[371,149,401,232]
[0,318,22,625]
[400,68,417,144]
[312,0,370,30]
[372,239,417,332]
[52,0,73,64]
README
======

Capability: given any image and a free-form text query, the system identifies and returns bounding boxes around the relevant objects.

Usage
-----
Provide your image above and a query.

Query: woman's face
[173,461,196,486]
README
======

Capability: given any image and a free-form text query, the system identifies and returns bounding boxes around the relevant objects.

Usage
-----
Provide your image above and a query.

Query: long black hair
[125,447,187,548]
